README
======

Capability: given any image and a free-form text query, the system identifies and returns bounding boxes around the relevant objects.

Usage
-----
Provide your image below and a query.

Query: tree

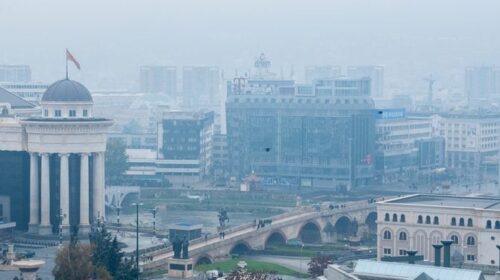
[105,138,128,184]
[53,243,93,280]
[91,225,139,280]
[308,255,334,277]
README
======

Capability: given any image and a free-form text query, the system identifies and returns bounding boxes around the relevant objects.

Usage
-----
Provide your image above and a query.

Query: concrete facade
[377,194,500,267]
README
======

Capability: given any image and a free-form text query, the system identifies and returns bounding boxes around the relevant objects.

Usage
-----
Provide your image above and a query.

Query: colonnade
[28,152,105,235]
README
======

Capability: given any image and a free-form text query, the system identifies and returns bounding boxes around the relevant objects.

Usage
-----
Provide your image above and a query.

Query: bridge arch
[299,221,322,244]
[265,230,287,248]
[365,212,377,236]
[195,254,214,265]
[333,215,353,240]
[230,241,252,255]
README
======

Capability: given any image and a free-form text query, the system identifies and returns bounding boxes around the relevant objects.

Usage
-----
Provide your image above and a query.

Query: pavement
[0,246,58,280]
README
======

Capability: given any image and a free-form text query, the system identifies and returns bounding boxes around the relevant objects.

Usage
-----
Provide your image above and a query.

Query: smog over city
[0,1,500,280]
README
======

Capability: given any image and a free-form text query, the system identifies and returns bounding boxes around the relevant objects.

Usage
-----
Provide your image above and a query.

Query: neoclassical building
[377,194,500,267]
[0,79,112,235]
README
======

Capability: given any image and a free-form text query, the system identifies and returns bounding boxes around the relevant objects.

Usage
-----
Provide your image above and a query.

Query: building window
[399,249,407,256]
[383,230,392,240]
[496,221,500,229]
[467,218,473,227]
[451,235,459,244]
[44,109,48,117]
[487,220,492,229]
[392,214,398,222]
[425,216,431,224]
[433,216,439,225]
[418,215,423,224]
[459,218,465,226]
[383,248,392,255]
[55,110,61,117]
[69,109,76,117]
[467,254,476,261]
[385,213,390,222]
[399,232,407,241]
[466,236,475,246]
[400,214,406,223]
[451,217,456,226]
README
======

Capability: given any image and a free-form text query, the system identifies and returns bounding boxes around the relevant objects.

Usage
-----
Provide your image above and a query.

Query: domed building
[0,78,112,236]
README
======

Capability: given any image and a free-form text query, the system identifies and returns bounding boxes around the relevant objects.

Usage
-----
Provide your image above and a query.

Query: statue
[218,208,229,228]
[173,235,182,259]
[182,236,189,259]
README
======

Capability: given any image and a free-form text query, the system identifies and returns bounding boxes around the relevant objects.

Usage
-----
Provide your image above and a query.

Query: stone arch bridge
[141,200,378,271]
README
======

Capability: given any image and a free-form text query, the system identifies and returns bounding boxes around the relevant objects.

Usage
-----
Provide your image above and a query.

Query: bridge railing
[138,200,379,265]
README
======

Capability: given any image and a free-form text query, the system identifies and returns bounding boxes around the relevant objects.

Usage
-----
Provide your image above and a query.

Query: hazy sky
[1,0,500,91]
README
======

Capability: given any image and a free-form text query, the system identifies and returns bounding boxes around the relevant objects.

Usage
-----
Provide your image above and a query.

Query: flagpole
[65,52,68,80]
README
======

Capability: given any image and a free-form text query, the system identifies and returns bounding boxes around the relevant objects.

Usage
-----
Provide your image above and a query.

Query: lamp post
[151,207,157,236]
[132,202,143,280]
[58,208,66,248]
[116,206,121,233]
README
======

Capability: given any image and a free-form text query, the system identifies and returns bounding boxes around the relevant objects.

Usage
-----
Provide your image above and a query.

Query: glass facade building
[226,78,375,188]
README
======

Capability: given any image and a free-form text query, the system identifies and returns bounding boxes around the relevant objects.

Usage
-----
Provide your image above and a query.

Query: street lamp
[116,206,121,233]
[151,207,157,236]
[132,202,143,280]
[58,208,66,248]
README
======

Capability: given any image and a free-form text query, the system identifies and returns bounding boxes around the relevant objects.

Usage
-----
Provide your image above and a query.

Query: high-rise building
[182,66,219,109]
[347,66,384,97]
[374,110,433,183]
[0,65,31,83]
[465,66,500,101]
[304,65,341,83]
[156,111,215,185]
[139,65,177,95]
[226,76,375,189]
[433,113,500,178]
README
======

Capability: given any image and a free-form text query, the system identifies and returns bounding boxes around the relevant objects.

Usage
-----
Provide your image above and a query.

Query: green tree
[91,225,139,280]
[307,255,334,277]
[105,138,128,184]
[53,243,94,280]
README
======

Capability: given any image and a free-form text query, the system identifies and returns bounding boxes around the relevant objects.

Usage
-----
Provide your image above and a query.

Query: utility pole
[132,202,143,279]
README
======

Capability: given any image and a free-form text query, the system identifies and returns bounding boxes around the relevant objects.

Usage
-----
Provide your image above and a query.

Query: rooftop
[41,79,93,103]
[0,86,36,109]
[353,260,484,280]
[381,194,500,210]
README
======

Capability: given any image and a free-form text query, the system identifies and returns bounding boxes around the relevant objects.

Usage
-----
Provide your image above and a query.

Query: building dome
[41,79,93,103]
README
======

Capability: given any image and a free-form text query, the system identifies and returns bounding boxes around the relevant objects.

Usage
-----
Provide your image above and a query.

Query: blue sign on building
[374,108,406,120]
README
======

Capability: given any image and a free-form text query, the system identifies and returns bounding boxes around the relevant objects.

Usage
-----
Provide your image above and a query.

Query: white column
[28,153,39,232]
[40,153,51,234]
[80,153,90,227]
[59,153,69,227]
[93,152,105,221]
